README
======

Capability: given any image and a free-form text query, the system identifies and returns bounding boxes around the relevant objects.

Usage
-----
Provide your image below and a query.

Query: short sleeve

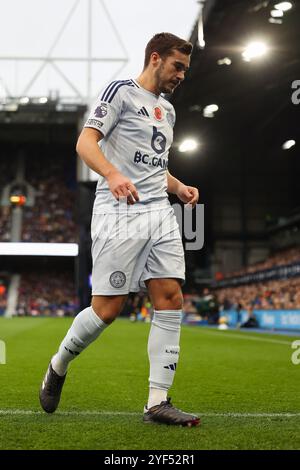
[84,80,125,136]
[170,107,176,128]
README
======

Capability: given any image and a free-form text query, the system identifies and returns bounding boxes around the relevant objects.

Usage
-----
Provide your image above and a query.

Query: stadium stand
[0,147,80,316]
[179,247,300,330]
[1,151,78,243]
[0,274,9,316]
[213,247,300,308]
[216,277,300,311]
[22,154,78,243]
[22,178,78,243]
[223,247,300,278]
[16,271,79,317]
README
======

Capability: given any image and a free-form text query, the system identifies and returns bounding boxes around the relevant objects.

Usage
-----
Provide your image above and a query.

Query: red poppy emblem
[154,106,163,121]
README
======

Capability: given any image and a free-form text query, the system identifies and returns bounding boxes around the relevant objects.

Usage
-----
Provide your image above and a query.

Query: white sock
[147,388,167,409]
[147,309,182,408]
[51,306,108,376]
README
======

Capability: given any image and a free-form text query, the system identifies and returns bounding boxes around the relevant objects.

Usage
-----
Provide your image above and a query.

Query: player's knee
[154,290,183,311]
[92,297,124,324]
[93,309,117,325]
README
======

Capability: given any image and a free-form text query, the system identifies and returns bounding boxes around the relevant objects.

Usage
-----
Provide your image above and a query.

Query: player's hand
[106,170,139,205]
[176,184,199,208]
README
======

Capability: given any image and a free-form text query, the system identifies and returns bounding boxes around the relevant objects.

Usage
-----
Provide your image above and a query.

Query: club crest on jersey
[109,271,126,288]
[153,106,163,121]
[94,102,108,118]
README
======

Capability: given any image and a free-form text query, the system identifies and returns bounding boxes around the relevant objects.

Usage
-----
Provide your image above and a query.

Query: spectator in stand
[236,302,243,328]
[241,305,259,328]
[183,295,198,315]
[197,288,220,324]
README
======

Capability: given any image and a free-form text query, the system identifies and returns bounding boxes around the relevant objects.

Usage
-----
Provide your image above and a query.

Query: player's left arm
[167,171,199,208]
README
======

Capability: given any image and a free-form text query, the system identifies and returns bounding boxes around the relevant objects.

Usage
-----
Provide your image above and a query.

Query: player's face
[155,50,190,94]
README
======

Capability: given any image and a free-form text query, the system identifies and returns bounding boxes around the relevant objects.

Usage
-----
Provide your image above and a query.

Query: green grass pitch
[0,317,299,450]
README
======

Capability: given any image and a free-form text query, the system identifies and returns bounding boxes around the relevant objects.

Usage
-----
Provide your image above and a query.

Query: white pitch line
[0,409,140,417]
[201,412,300,418]
[186,328,295,345]
[0,409,299,418]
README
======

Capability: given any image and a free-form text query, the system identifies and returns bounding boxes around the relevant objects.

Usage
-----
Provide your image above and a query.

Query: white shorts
[91,207,185,295]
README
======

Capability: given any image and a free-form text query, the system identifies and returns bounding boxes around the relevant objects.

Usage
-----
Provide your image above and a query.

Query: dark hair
[144,32,193,69]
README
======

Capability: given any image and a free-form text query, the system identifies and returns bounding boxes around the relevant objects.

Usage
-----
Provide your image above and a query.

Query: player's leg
[144,278,199,426]
[144,279,200,427]
[52,294,127,374]
[145,278,183,407]
[39,294,127,413]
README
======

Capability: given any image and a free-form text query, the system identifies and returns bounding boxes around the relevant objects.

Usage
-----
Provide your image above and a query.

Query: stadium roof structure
[170,0,300,268]
[0,0,200,106]
[0,0,129,105]
[172,0,300,180]
[0,97,87,144]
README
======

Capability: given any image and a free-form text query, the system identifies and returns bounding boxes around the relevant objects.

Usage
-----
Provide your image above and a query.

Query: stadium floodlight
[178,139,198,153]
[38,97,48,104]
[282,139,296,150]
[217,57,232,65]
[10,195,26,206]
[274,2,292,11]
[269,17,283,24]
[19,97,29,105]
[242,41,268,62]
[203,104,219,118]
[270,9,284,17]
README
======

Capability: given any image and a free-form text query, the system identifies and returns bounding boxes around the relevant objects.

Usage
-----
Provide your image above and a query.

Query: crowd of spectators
[0,153,78,243]
[16,271,79,317]
[22,177,78,243]
[213,246,300,311]
[215,277,300,311]
[223,247,300,279]
[21,155,78,243]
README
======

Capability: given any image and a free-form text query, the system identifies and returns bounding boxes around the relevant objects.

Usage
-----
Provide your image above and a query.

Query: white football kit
[84,78,185,294]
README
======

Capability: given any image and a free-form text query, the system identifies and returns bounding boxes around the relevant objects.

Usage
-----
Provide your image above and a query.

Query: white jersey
[84,78,176,213]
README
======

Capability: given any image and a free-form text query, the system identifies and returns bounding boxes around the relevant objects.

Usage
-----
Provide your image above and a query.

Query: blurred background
[0,0,300,333]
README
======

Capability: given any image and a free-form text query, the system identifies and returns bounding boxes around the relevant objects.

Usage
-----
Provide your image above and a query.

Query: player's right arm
[76,126,139,204]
